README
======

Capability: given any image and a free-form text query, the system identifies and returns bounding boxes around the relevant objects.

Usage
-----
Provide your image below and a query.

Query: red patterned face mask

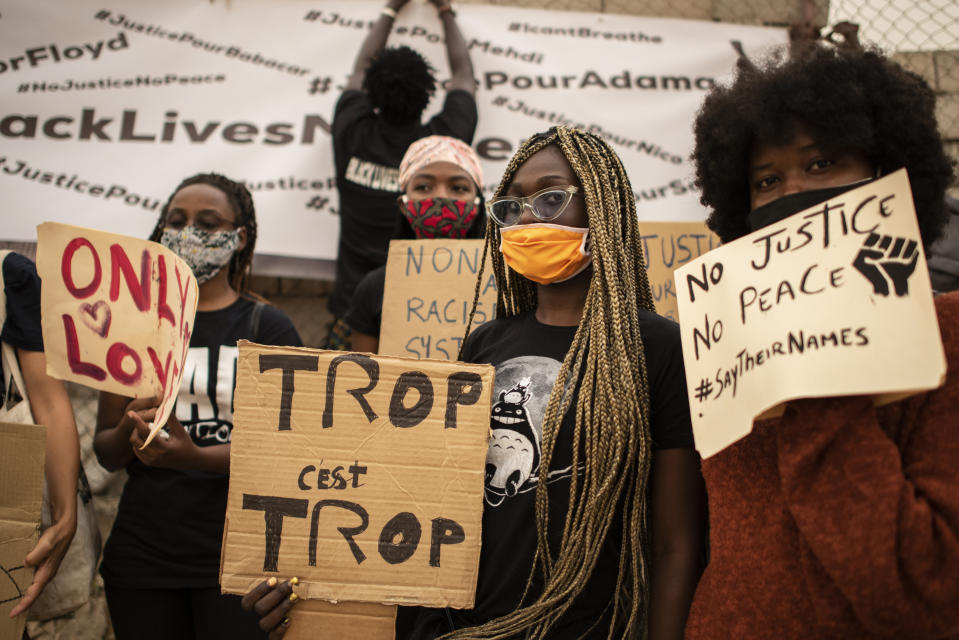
[400,196,480,239]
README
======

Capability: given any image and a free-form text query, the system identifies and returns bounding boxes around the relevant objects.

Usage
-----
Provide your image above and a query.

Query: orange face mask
[499,223,592,285]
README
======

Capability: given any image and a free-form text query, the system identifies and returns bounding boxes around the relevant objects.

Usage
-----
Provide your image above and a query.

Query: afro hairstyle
[363,46,436,126]
[692,45,955,248]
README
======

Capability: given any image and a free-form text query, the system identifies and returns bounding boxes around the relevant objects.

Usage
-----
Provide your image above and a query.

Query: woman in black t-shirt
[94,174,302,640]
[244,128,706,640]
[346,134,486,353]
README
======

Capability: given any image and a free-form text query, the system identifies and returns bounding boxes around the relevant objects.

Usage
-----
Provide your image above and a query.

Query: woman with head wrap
[345,134,486,354]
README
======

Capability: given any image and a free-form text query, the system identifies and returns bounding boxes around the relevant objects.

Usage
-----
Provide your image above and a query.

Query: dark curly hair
[149,172,258,294]
[693,45,955,248]
[363,46,436,125]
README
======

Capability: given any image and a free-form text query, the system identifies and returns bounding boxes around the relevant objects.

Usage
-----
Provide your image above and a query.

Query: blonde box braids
[457,126,657,639]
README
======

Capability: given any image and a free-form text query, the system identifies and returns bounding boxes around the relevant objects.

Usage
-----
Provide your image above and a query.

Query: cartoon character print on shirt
[174,345,238,446]
[485,356,575,507]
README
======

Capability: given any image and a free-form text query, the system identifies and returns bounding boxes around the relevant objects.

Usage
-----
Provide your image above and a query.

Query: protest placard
[0,422,46,640]
[36,222,198,445]
[380,239,497,360]
[674,170,947,459]
[639,221,719,320]
[220,341,494,608]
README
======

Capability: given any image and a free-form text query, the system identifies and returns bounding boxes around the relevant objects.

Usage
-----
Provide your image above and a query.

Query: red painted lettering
[61,237,102,299]
[109,245,151,312]
[147,346,173,397]
[156,255,176,327]
[61,315,107,381]
[106,342,142,386]
[174,266,191,331]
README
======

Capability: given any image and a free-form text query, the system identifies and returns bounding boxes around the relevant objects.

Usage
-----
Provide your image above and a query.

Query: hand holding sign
[129,413,195,470]
[37,223,199,446]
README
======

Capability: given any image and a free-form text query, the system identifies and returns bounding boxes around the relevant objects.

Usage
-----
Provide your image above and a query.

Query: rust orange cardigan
[686,291,959,639]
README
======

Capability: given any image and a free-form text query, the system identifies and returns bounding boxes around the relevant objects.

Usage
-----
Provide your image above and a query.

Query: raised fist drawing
[852,233,919,296]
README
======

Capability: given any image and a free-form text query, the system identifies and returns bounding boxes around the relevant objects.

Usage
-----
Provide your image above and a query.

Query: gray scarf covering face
[160,226,241,284]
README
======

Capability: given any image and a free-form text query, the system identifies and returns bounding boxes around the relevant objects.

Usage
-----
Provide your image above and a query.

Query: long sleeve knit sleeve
[776,292,959,638]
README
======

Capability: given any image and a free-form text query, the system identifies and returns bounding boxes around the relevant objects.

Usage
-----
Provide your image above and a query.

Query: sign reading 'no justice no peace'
[675,170,947,459]
[220,342,494,609]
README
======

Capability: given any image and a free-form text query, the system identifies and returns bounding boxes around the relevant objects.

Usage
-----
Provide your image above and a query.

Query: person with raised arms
[327,0,477,350]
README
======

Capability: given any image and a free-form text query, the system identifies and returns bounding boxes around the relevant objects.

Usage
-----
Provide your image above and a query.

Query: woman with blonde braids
[243,127,706,639]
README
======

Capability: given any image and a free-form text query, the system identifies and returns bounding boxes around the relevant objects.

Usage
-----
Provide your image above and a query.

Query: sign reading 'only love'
[37,222,198,444]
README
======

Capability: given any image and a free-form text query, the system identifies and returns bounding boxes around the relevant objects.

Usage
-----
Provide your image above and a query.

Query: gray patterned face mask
[160,226,241,285]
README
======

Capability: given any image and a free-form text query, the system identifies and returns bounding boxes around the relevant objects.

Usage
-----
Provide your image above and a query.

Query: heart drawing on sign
[79,300,112,338]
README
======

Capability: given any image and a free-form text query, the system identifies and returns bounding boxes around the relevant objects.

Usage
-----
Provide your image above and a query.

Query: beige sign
[220,341,493,608]
[379,239,497,360]
[36,223,198,445]
[674,170,946,459]
[0,422,46,640]
[639,221,719,321]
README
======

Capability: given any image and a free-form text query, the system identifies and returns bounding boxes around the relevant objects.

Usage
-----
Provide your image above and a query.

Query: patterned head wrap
[398,135,484,191]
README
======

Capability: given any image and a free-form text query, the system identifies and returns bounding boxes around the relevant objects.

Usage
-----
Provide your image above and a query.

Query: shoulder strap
[248,301,266,341]
[0,250,34,420]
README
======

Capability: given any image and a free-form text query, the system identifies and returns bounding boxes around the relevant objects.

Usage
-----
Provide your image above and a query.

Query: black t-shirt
[344,265,386,337]
[408,309,694,639]
[329,89,478,316]
[100,297,302,589]
[1,253,44,407]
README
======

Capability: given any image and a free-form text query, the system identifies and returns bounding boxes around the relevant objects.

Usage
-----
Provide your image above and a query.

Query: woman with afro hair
[327,0,477,350]
[685,40,959,639]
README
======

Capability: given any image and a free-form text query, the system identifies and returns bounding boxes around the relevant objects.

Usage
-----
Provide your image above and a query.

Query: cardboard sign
[220,341,494,608]
[674,170,947,459]
[0,422,46,640]
[285,600,396,640]
[639,221,719,320]
[36,222,198,445]
[380,239,497,360]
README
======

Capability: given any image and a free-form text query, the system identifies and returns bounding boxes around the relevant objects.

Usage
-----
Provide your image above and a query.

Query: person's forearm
[189,443,231,474]
[440,9,475,93]
[43,409,80,525]
[94,423,136,471]
[649,550,700,640]
[345,2,404,89]
[17,349,80,521]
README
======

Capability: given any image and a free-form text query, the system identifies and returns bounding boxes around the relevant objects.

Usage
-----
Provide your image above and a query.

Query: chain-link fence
[457,0,957,188]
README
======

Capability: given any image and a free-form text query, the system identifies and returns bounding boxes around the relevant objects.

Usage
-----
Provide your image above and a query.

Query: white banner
[0,1,786,266]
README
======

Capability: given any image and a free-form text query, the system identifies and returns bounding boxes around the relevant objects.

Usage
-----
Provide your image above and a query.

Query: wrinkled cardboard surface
[638,221,719,321]
[221,342,493,610]
[0,422,46,640]
[285,600,396,640]
[380,239,496,360]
